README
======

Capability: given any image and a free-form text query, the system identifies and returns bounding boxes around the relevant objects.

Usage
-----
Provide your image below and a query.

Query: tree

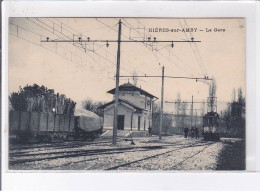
[208,77,217,112]
[152,102,174,135]
[131,71,139,86]
[201,99,206,117]
[181,101,188,128]
[173,92,188,131]
[232,88,237,102]
[222,87,245,139]
[151,102,159,133]
[175,92,181,114]
[82,98,107,117]
[209,77,217,98]
[9,84,76,114]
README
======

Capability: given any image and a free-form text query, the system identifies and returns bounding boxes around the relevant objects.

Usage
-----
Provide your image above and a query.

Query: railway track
[42,142,200,170]
[9,138,217,170]
[105,141,215,170]
[9,140,113,153]
[9,140,192,157]
[169,143,215,170]
[45,141,214,170]
[9,145,164,165]
[9,137,137,155]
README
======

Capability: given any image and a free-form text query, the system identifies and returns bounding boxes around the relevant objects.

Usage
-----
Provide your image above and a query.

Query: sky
[8,18,245,111]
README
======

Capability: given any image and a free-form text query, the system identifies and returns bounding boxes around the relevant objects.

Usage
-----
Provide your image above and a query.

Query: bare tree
[208,77,217,112]
[82,98,107,117]
[152,102,173,135]
[209,77,217,98]
[174,92,182,129]
[174,92,181,114]
[201,99,206,116]
[131,71,139,86]
[222,87,245,138]
[181,101,188,129]
[232,88,236,102]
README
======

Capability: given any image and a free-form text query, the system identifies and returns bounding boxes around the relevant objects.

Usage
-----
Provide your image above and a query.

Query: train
[9,108,103,144]
[202,111,220,141]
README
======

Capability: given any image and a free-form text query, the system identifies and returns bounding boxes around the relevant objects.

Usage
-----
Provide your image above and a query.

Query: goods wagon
[74,109,103,141]
[9,109,103,143]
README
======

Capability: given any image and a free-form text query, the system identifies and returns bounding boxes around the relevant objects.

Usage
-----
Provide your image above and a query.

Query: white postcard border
[1,0,259,190]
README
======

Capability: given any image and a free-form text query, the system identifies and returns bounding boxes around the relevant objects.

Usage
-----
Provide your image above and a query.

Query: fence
[9,110,75,133]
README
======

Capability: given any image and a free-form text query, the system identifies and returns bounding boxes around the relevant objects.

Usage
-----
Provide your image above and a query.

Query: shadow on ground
[216,139,245,170]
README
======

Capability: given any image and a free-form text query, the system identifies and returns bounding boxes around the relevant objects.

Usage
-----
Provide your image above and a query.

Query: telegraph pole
[159,65,165,140]
[112,19,122,145]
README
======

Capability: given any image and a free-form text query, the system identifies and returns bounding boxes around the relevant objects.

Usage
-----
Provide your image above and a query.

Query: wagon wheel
[41,135,52,143]
[18,133,31,144]
[66,135,74,141]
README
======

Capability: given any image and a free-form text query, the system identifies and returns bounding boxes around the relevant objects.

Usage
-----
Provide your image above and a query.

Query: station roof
[107,83,158,99]
[98,98,144,111]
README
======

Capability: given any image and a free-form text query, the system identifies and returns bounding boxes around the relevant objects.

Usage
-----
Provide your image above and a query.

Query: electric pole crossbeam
[118,76,212,81]
[165,101,207,104]
[41,40,201,43]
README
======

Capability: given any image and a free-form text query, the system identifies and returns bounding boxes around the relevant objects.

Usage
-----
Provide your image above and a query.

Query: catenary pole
[159,65,165,140]
[112,19,122,145]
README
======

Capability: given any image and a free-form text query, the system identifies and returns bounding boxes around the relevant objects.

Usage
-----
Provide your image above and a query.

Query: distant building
[99,83,158,131]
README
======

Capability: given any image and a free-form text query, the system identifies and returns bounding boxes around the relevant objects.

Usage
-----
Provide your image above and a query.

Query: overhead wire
[133,18,196,76]
[178,19,206,77]
[26,18,134,76]
[46,18,147,80]
[95,18,152,80]
[183,19,207,76]
[9,21,114,81]
[50,18,136,75]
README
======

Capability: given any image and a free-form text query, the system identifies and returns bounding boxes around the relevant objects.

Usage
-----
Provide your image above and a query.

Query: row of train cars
[9,108,103,144]
[9,108,221,144]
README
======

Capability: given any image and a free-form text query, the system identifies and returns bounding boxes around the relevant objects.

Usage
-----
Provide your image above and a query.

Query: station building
[99,83,158,131]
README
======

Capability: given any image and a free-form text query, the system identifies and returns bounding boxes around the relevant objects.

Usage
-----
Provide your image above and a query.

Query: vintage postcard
[8,17,245,171]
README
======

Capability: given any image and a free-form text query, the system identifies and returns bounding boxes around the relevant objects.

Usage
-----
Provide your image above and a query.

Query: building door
[138,116,141,131]
[117,115,125,130]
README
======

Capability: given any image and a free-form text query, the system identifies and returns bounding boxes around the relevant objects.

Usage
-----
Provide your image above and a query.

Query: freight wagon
[9,109,103,143]
[74,109,103,141]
